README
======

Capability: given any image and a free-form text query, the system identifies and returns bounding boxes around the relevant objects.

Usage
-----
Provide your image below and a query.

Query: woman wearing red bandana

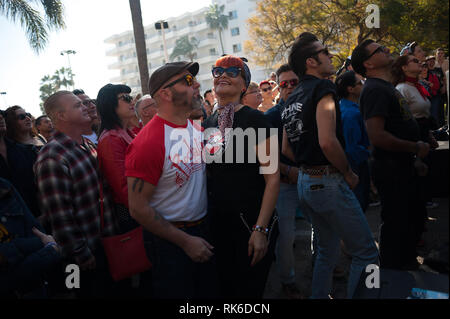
[202,55,280,298]
[392,54,440,242]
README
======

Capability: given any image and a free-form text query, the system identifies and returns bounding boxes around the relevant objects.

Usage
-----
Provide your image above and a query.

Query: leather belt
[171,217,205,229]
[300,165,340,176]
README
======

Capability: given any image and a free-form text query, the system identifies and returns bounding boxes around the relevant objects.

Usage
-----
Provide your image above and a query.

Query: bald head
[135,94,157,126]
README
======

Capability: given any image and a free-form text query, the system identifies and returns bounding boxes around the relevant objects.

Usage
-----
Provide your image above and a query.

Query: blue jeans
[297,172,378,299]
[275,182,300,284]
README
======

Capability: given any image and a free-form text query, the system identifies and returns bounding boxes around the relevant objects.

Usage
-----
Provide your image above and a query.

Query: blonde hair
[44,90,72,121]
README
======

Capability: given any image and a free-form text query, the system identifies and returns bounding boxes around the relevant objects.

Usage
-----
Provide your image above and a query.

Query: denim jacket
[0,178,61,295]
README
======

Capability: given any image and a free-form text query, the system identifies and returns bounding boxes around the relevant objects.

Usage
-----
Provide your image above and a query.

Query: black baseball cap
[149,61,199,97]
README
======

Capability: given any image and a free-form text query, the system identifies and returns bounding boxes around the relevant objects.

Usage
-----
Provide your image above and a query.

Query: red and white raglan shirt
[125,115,207,222]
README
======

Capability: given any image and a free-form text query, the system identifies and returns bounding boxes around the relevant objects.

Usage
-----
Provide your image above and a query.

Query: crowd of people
[0,31,448,299]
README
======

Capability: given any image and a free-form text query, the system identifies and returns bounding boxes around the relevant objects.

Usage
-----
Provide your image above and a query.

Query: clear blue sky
[0,0,211,116]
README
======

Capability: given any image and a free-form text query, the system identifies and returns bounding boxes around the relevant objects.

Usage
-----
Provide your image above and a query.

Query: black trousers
[372,158,426,269]
[209,205,278,298]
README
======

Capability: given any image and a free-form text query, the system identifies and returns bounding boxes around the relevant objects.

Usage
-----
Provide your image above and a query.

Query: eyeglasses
[212,66,242,78]
[243,90,261,97]
[82,99,96,106]
[364,45,386,61]
[17,113,31,120]
[163,74,195,89]
[408,58,420,64]
[118,94,133,103]
[261,87,272,92]
[310,47,330,58]
[279,79,299,89]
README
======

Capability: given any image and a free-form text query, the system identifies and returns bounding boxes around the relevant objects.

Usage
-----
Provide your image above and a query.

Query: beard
[171,88,202,110]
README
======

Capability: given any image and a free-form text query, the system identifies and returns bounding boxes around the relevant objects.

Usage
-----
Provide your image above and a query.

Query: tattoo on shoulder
[132,178,145,193]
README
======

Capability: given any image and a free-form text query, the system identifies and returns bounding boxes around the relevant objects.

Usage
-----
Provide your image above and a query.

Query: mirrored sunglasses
[279,79,299,89]
[212,66,242,78]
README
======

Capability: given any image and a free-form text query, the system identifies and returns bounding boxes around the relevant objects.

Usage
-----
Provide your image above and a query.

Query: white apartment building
[104,0,271,95]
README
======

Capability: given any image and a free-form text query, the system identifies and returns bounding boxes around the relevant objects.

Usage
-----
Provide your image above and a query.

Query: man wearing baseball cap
[125,62,218,298]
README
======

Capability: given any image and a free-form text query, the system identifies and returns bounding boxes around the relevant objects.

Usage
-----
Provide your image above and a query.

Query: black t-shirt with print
[281,74,345,166]
[202,106,274,214]
[360,77,420,161]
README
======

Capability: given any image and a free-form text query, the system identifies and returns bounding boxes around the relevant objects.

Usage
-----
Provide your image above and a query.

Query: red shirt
[98,127,137,207]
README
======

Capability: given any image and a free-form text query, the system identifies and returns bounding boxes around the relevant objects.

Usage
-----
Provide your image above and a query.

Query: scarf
[405,76,430,101]
[217,102,239,143]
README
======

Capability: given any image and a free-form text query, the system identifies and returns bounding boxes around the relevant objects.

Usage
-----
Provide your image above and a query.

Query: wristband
[252,225,269,235]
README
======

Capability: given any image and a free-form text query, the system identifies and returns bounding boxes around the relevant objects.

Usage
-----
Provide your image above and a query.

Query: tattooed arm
[127,177,214,263]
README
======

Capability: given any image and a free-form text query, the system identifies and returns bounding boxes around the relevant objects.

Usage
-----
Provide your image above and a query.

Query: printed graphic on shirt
[281,101,305,142]
[0,222,12,243]
[394,89,414,121]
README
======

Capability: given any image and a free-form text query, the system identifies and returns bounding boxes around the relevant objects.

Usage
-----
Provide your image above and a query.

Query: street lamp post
[60,50,76,89]
[155,21,169,63]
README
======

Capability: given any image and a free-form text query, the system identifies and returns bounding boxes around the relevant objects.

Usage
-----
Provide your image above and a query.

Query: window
[228,10,238,20]
[160,44,164,51]
[231,27,240,36]
[118,41,123,47]
[121,69,126,75]
[233,43,242,53]
[207,32,214,39]
[209,48,217,56]
[120,55,124,61]
[173,25,177,31]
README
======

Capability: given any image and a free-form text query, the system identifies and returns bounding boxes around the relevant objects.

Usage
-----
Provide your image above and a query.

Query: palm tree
[129,0,149,95]
[0,0,65,53]
[205,4,229,55]
[170,36,199,62]
[51,67,74,90]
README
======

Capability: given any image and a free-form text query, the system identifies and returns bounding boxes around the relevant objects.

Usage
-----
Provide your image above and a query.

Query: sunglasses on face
[17,113,31,120]
[163,74,195,89]
[212,66,242,78]
[82,99,96,106]
[408,58,420,64]
[364,45,386,61]
[310,47,330,58]
[118,94,133,103]
[279,79,299,89]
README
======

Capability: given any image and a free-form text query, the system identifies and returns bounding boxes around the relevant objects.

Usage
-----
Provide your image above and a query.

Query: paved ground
[263,196,449,299]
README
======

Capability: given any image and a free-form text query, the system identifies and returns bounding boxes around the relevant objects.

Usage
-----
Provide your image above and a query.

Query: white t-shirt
[396,83,431,119]
[125,115,206,222]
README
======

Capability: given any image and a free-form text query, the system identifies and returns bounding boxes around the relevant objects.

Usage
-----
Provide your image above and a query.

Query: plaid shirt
[34,131,116,265]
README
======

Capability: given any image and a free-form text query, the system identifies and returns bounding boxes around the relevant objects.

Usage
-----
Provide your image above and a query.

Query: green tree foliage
[170,35,199,62]
[245,0,449,69]
[205,4,229,55]
[39,67,74,112]
[0,0,65,53]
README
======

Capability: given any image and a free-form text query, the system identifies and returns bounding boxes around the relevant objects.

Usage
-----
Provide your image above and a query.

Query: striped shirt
[34,131,116,265]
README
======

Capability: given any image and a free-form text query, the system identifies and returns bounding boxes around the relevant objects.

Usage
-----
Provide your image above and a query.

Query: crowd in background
[0,34,448,299]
